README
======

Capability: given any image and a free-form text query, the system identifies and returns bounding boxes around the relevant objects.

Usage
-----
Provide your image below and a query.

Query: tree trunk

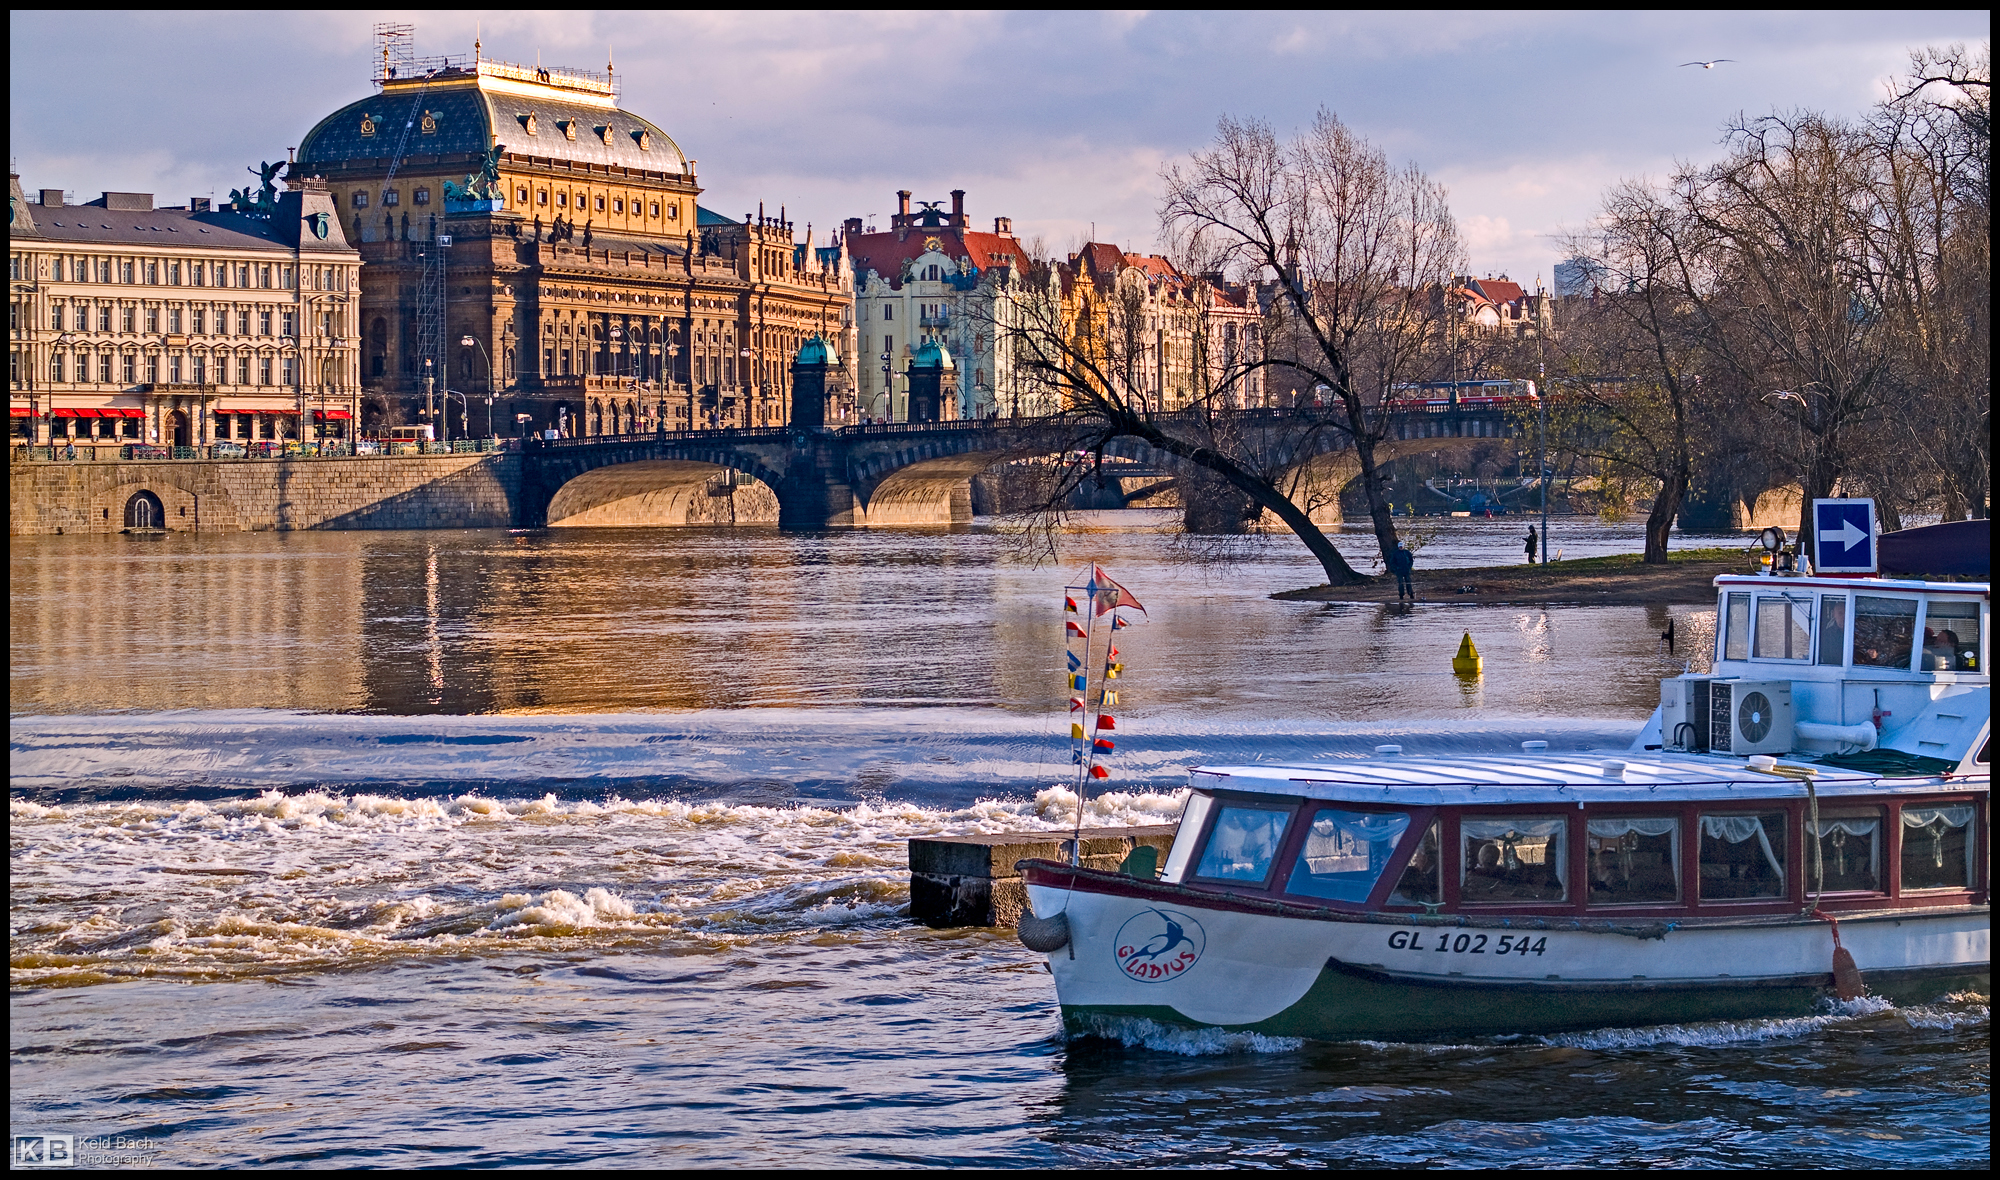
[1644,466,1687,563]
[1343,394,1401,566]
[1795,448,1841,558]
[1131,420,1365,585]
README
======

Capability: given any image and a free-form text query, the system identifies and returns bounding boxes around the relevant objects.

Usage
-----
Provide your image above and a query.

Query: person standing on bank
[1524,526,1539,565]
[1388,542,1416,601]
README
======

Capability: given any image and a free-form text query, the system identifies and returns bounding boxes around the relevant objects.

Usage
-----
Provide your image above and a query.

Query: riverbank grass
[1276,547,1750,606]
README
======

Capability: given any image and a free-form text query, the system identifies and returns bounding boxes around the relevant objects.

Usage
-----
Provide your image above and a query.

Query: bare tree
[1161,111,1465,570]
[1546,182,1718,562]
[998,236,1371,585]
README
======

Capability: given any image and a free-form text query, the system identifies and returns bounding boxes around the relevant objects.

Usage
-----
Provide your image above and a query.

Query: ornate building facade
[9,172,361,448]
[1058,241,1265,411]
[842,189,1057,421]
[292,45,855,438]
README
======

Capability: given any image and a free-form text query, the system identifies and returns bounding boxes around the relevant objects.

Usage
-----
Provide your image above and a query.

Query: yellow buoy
[1452,631,1482,676]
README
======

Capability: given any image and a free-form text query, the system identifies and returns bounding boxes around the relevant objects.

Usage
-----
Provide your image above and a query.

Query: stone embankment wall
[9,455,522,535]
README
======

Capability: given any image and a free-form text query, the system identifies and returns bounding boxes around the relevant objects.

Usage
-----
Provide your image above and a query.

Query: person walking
[1387,542,1416,602]
[1524,526,1539,565]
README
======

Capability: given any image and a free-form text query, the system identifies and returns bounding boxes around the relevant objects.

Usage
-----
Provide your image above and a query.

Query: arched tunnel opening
[546,460,780,528]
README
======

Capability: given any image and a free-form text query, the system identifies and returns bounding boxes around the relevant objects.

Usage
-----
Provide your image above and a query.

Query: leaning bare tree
[1161,110,1465,573]
[997,231,1371,585]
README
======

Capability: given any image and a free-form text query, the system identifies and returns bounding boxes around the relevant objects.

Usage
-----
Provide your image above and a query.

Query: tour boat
[1019,567,1989,1040]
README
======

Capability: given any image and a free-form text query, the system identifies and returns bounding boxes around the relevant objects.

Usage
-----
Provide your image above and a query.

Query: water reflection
[12,523,1718,720]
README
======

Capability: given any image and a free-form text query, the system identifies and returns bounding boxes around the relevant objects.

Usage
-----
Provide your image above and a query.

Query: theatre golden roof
[296,56,688,177]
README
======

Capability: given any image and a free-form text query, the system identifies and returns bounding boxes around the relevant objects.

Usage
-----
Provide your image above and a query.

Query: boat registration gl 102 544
[1386,929,1549,956]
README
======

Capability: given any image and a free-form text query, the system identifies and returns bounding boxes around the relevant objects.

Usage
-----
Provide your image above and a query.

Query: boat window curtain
[1587,818,1679,839]
[1811,818,1880,838]
[1902,806,1972,830]
[1701,815,1784,880]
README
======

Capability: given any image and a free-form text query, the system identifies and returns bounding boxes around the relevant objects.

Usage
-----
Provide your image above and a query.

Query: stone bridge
[518,405,1525,529]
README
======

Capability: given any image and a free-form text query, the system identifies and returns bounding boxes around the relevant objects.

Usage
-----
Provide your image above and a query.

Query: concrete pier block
[908,825,1178,928]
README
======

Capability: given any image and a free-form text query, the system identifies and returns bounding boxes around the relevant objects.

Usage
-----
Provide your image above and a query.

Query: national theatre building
[292,43,856,438]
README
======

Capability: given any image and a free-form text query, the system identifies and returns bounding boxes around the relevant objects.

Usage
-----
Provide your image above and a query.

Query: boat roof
[1711,574,1988,595]
[1189,752,1985,807]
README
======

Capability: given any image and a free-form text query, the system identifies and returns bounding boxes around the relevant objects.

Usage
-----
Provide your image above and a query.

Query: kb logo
[13,1135,75,1168]
[1113,907,1205,983]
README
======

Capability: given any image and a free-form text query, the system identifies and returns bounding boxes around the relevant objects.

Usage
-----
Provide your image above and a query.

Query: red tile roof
[847,227,1031,289]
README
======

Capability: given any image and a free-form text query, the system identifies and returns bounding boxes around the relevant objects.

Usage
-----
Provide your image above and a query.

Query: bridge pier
[777,431,861,528]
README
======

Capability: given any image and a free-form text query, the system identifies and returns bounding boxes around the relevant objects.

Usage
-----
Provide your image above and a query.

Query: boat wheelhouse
[1019,571,1989,1041]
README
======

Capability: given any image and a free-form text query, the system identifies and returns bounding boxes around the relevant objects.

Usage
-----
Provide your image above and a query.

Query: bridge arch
[523,438,792,528]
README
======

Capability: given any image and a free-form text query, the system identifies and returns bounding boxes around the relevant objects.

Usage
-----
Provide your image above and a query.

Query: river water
[10,518,1987,1167]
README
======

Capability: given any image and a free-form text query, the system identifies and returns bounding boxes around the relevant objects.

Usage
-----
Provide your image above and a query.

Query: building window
[145,307,160,333]
[146,261,159,284]
[537,189,548,206]
[120,306,135,333]
[145,354,159,383]
[614,198,624,213]
[654,203,664,218]
[281,310,295,336]
[555,192,567,208]
[193,355,206,384]
[237,266,251,288]
[192,308,205,334]
[282,357,295,386]
[50,352,65,383]
[49,303,63,331]
[258,310,272,336]
[259,357,272,386]
[518,187,529,204]
[281,266,293,290]
[169,355,182,383]
[383,189,400,207]
[413,187,431,206]
[168,307,182,333]
[100,353,114,383]
[121,261,135,283]
[238,309,250,335]
[192,261,205,287]
[259,266,272,289]
[353,190,369,208]
[238,357,251,385]
[595,195,605,211]
[169,261,181,285]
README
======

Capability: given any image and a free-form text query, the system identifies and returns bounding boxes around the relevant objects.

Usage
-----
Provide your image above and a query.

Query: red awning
[11,406,32,417]
[320,409,353,419]
[53,408,93,418]
[106,408,144,418]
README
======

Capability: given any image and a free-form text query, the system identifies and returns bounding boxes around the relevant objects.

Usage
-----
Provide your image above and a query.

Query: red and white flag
[1091,566,1145,617]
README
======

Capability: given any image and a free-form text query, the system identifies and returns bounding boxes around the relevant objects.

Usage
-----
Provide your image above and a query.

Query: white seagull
[1680,59,1735,69]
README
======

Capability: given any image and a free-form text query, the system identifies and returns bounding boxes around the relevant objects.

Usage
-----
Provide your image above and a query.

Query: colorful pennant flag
[1102,690,1119,706]
[1066,620,1088,638]
[1069,696,1085,712]
[1108,645,1119,660]
[1091,566,1147,616]
[1104,668,1119,680]
[1107,662,1124,674]
[1071,722,1086,740]
[1094,738,1115,751]
[1071,674,1087,691]
[1097,715,1116,730]
[1066,650,1082,672]
[1064,596,1079,613]
[1072,749,1084,764]
[1110,615,1129,631]
[1089,765,1110,779]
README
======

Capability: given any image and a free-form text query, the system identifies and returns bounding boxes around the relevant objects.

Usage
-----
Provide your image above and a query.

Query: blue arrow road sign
[1813,498,1876,572]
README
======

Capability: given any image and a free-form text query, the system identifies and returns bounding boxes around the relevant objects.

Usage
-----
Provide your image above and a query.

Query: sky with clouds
[10,11,1987,286]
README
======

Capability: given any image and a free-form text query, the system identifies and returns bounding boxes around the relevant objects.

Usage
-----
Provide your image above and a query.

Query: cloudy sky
[10,11,1986,285]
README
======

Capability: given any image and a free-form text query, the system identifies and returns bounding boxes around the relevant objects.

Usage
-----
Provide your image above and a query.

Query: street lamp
[422,356,437,446]
[879,351,893,423]
[739,346,752,428]
[460,334,493,438]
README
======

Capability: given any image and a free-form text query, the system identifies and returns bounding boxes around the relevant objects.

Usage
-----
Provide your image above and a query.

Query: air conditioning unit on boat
[1660,677,1716,751]
[1708,679,1795,756]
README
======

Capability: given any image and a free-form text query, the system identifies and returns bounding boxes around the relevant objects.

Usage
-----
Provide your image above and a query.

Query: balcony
[918,312,951,329]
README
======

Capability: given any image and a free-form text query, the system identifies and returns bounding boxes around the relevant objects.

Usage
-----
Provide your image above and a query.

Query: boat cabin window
[1723,593,1751,661]
[1812,809,1883,893]
[1283,808,1410,902]
[1586,817,1679,904]
[1388,821,1442,907]
[1815,595,1847,666]
[1921,600,1981,672]
[1900,805,1974,891]
[1461,818,1567,903]
[1852,596,1917,670]
[1699,813,1787,900]
[1753,595,1811,661]
[1192,804,1292,885]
